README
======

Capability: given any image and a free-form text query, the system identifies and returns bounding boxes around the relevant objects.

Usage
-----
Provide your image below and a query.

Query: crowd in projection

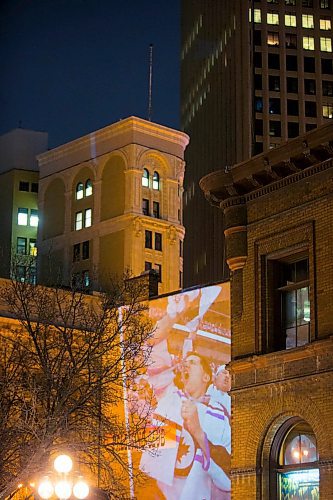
[131,283,231,500]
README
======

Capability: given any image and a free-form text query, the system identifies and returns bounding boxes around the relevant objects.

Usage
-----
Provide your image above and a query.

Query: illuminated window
[303,36,315,50]
[323,104,333,118]
[320,37,332,52]
[85,179,92,197]
[270,421,319,499]
[145,230,152,249]
[17,237,27,255]
[153,171,160,190]
[268,32,279,46]
[29,209,39,227]
[254,8,262,23]
[267,12,279,25]
[84,208,92,228]
[155,232,162,251]
[17,208,28,226]
[142,168,149,187]
[83,270,90,288]
[29,239,37,256]
[320,0,330,7]
[76,182,84,200]
[285,13,296,27]
[302,14,314,29]
[75,211,83,230]
[320,17,331,30]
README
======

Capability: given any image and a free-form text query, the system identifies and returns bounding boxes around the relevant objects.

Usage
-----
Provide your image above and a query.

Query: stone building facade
[37,117,189,295]
[200,122,333,499]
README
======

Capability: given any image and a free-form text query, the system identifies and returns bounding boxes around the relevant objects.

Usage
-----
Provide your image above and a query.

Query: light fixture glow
[54,454,73,474]
[54,479,72,499]
[73,478,90,499]
[38,477,54,499]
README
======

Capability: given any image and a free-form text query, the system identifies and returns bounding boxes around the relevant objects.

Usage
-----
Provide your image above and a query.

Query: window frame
[84,208,92,228]
[17,208,28,226]
[29,209,39,227]
[145,230,152,249]
[76,182,84,200]
[142,168,149,188]
[75,211,83,231]
[85,179,93,197]
[17,237,27,255]
[152,171,160,190]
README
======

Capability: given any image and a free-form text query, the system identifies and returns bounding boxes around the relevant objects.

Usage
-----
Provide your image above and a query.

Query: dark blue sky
[0,0,180,148]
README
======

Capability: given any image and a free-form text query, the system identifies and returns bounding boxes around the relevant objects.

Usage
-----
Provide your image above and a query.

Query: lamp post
[37,454,89,499]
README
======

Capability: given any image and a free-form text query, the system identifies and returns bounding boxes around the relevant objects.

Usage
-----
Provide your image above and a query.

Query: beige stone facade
[200,122,333,499]
[37,117,189,295]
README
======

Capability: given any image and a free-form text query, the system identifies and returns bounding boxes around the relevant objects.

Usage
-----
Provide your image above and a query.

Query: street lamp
[37,453,89,499]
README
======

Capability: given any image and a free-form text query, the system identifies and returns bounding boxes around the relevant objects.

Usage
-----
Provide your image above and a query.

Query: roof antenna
[148,44,153,121]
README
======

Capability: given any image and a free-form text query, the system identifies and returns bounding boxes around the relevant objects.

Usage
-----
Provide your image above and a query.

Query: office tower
[181,0,333,287]
[37,117,189,295]
[0,128,48,280]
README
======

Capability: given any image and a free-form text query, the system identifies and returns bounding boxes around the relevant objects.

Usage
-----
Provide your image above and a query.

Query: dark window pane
[306,123,317,132]
[19,181,29,192]
[254,52,262,68]
[305,101,317,117]
[145,261,152,271]
[322,58,333,74]
[304,57,315,72]
[269,121,281,136]
[288,122,299,137]
[254,30,262,46]
[322,80,333,96]
[73,243,80,262]
[31,182,39,193]
[82,240,90,260]
[269,98,281,114]
[320,0,330,7]
[286,34,297,49]
[287,77,298,93]
[302,0,313,6]
[142,198,149,216]
[304,79,316,95]
[153,201,160,218]
[286,55,298,71]
[155,232,162,251]
[287,99,299,116]
[145,230,152,249]
[255,96,263,112]
[255,119,263,135]
[269,75,280,91]
[17,237,27,255]
[254,73,262,90]
[268,53,280,69]
[254,142,264,154]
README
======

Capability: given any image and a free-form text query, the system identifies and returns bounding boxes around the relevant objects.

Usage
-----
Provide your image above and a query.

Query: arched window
[153,171,160,190]
[142,168,149,188]
[271,420,319,499]
[85,179,93,197]
[76,182,84,200]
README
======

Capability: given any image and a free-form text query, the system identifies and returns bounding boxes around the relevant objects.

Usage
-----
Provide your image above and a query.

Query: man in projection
[208,364,231,415]
[140,352,231,499]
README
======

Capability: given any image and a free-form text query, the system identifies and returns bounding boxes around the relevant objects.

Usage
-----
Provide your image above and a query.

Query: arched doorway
[270,418,319,499]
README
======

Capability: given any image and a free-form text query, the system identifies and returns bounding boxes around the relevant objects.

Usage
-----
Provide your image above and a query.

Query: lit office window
[320,17,331,30]
[30,209,39,227]
[153,171,160,190]
[142,168,149,187]
[302,14,314,29]
[267,12,279,25]
[323,104,333,118]
[285,14,297,27]
[85,179,93,197]
[76,182,84,200]
[268,32,280,46]
[320,37,332,52]
[29,239,37,256]
[303,36,315,50]
[84,208,92,227]
[75,211,83,230]
[17,208,28,226]
[254,9,261,23]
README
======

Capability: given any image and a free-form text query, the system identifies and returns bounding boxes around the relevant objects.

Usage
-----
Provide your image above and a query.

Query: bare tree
[0,272,155,498]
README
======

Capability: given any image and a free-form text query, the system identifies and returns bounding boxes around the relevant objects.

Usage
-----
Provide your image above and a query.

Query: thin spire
[148,44,153,121]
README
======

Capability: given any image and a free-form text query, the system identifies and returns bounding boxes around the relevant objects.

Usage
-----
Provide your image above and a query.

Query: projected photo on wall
[132,282,231,500]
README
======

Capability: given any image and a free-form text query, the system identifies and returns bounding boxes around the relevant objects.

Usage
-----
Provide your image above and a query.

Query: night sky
[0,0,180,148]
